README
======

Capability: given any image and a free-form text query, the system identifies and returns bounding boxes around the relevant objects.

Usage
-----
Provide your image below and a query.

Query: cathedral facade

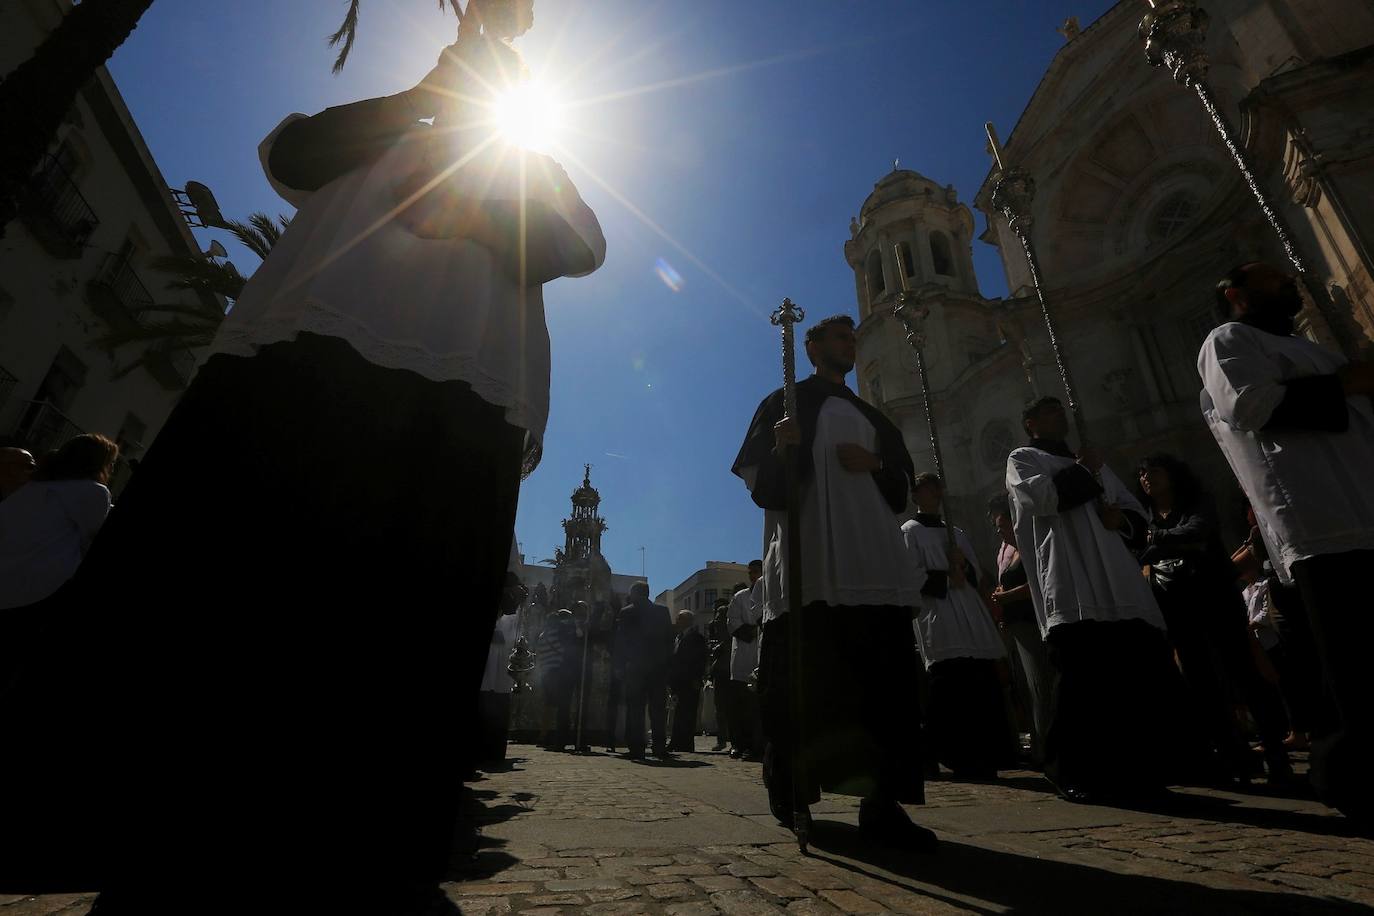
[848,0,1374,560]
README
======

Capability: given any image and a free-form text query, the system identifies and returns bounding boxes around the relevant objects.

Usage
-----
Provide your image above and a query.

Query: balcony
[144,338,198,390]
[11,400,84,457]
[18,155,99,259]
[87,252,155,334]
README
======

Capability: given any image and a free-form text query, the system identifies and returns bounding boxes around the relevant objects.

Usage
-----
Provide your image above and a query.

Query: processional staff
[891,252,958,557]
[985,122,1090,445]
[1137,0,1361,359]
[770,297,810,855]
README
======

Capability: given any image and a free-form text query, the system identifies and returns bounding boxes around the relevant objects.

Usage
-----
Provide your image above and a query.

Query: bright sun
[492,80,565,152]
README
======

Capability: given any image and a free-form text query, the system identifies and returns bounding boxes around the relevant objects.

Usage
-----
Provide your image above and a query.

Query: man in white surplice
[902,473,1011,778]
[1201,261,1374,823]
[732,315,934,851]
[724,562,763,758]
[1008,396,1192,803]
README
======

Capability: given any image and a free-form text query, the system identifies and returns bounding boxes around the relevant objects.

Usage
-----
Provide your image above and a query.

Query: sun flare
[491,79,566,151]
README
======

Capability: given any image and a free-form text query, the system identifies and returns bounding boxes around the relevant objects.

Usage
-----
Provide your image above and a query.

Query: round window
[1148,191,1197,242]
[980,421,1015,472]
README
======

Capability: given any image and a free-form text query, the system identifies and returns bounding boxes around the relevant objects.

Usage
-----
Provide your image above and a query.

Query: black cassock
[732,376,925,811]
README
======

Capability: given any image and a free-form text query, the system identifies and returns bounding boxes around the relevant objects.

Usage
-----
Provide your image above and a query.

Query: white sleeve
[1197,324,1287,432]
[528,155,606,278]
[900,523,932,593]
[70,483,112,554]
[726,593,746,631]
[1007,448,1061,518]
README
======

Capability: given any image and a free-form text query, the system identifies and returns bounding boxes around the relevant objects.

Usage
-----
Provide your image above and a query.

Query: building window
[897,242,916,285]
[869,373,884,406]
[1179,304,1217,356]
[1149,192,1197,242]
[930,231,954,277]
[705,589,718,608]
[866,250,885,299]
[979,420,1015,472]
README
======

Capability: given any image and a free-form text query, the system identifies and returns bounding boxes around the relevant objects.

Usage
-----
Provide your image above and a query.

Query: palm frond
[148,255,245,299]
[330,0,464,73]
[328,0,362,74]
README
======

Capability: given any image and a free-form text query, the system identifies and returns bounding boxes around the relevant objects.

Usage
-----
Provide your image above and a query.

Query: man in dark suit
[668,610,707,752]
[614,582,674,759]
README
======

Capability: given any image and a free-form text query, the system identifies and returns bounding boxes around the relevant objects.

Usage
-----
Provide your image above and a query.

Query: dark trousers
[625,673,668,753]
[604,676,623,748]
[477,692,512,765]
[759,605,924,809]
[1268,580,1337,736]
[1044,618,1200,798]
[1292,549,1374,820]
[544,673,576,749]
[670,685,701,751]
[0,334,525,907]
[926,657,1014,777]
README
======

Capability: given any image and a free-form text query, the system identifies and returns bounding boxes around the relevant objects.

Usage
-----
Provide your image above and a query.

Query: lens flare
[654,257,685,292]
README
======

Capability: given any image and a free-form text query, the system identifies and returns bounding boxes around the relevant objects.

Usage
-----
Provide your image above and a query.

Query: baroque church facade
[848,0,1374,559]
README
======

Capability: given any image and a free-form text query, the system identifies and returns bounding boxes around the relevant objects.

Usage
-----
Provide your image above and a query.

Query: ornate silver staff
[1137,0,1361,359]
[892,251,958,556]
[770,297,810,854]
[986,122,1090,443]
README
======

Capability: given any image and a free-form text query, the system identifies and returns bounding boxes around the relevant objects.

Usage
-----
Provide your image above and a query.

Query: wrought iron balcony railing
[12,400,84,457]
[19,154,99,258]
[88,252,155,332]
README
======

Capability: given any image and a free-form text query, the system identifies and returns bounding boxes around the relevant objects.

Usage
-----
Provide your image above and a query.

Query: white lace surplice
[1006,448,1165,638]
[901,521,1005,668]
[759,397,922,620]
[207,116,607,443]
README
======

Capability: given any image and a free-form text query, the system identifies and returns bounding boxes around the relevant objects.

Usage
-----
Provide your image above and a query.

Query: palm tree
[98,213,288,378]
[1,1,472,234]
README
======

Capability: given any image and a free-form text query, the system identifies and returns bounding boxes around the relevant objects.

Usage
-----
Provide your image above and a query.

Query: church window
[866,250,885,298]
[898,242,916,284]
[930,231,954,277]
[979,421,1015,472]
[1179,304,1217,356]
[1149,192,1197,242]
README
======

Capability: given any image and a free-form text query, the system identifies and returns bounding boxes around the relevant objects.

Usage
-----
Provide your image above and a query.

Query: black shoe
[729,748,744,759]
[858,799,939,853]
[1058,785,1095,804]
[772,801,813,832]
[625,748,646,760]
[653,748,673,760]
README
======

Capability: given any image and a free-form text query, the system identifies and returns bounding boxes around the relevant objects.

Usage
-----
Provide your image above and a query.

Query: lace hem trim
[209,303,546,469]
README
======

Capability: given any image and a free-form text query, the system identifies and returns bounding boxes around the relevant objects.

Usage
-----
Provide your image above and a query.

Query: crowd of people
[724,261,1374,850]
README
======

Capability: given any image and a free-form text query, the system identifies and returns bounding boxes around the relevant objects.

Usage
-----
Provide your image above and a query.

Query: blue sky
[107,0,1116,593]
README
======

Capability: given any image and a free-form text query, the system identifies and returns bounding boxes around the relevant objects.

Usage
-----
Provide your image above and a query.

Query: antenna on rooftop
[172,181,226,229]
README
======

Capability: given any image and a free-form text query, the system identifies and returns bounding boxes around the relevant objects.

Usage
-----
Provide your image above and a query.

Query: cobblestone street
[8,741,1374,914]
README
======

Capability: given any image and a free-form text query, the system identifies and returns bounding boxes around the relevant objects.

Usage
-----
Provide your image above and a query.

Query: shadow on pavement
[1113,788,1366,837]
[805,821,1366,914]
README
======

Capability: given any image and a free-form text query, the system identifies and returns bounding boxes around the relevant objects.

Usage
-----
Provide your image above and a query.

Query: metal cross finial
[772,298,807,422]
[985,122,1088,443]
[1137,0,1361,359]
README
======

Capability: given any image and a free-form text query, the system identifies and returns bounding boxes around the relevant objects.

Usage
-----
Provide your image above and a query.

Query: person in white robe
[732,314,934,851]
[724,563,763,757]
[1008,395,1195,803]
[902,473,1012,778]
[1201,261,1374,823]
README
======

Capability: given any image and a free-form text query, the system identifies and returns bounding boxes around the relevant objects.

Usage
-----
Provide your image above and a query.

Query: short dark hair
[630,581,649,599]
[912,471,943,494]
[1134,452,1205,512]
[731,582,748,594]
[747,559,762,571]
[986,493,1011,519]
[34,433,119,484]
[1215,262,1258,321]
[1021,396,1061,425]
[804,314,855,346]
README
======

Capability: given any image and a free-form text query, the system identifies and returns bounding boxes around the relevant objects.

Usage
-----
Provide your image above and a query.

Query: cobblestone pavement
[8,740,1374,914]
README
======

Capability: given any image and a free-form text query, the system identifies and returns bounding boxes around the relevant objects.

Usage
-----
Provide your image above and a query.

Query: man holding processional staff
[0,1,606,913]
[732,312,936,852]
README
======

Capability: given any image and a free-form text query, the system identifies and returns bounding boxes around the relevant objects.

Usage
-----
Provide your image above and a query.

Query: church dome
[859,169,941,219]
